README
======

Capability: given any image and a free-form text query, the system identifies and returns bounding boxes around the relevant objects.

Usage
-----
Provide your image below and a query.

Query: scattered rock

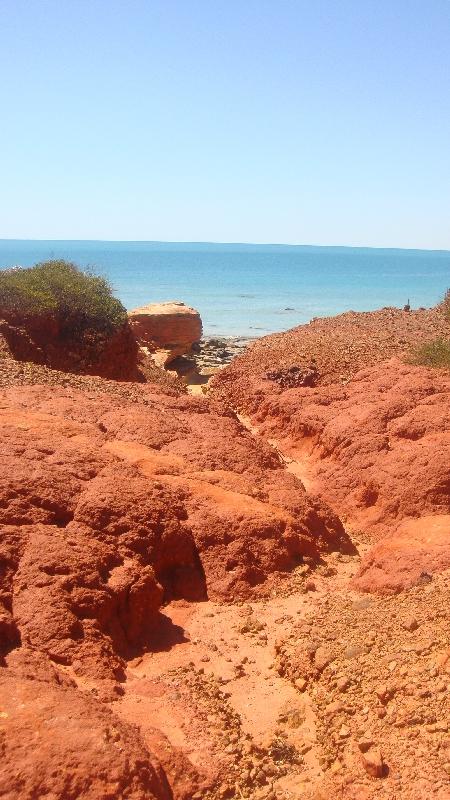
[266,363,319,389]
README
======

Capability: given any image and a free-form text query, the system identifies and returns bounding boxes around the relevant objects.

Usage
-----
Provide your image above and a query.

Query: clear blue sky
[1,0,449,248]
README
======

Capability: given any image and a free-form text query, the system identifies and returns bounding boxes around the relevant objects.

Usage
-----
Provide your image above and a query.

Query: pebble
[360,747,385,778]
[344,644,366,660]
[357,737,375,753]
[315,645,334,671]
[403,616,419,632]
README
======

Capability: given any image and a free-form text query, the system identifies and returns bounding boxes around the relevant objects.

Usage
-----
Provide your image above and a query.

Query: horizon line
[1,238,450,255]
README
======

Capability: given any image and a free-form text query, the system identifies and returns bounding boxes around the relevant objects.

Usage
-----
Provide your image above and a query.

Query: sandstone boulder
[128,301,202,365]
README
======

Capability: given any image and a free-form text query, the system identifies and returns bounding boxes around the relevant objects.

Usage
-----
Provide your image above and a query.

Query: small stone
[295,677,308,692]
[375,684,389,704]
[337,677,350,692]
[256,770,267,784]
[305,579,316,592]
[325,700,344,715]
[344,644,366,660]
[315,646,334,671]
[357,737,375,753]
[360,747,384,778]
[403,616,419,632]
[352,597,372,611]
[339,725,351,738]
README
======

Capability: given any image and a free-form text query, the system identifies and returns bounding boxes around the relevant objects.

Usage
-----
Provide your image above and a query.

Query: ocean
[0,240,448,337]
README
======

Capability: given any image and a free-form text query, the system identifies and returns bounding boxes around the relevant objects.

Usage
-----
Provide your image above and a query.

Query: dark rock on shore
[168,336,254,390]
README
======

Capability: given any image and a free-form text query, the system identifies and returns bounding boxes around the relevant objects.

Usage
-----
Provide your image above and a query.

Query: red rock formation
[213,356,450,541]
[212,308,450,599]
[215,334,450,536]
[0,314,139,380]
[128,301,202,365]
[0,651,171,800]
[3,302,448,798]
[0,373,352,798]
[0,380,348,676]
[353,514,450,594]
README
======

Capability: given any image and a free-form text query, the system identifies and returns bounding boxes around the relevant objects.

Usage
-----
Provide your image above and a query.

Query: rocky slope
[0,357,349,799]
[1,303,449,800]
[211,307,447,395]
[212,308,450,589]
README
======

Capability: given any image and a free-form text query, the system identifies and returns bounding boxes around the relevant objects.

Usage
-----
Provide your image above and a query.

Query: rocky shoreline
[166,335,255,391]
[193,335,255,369]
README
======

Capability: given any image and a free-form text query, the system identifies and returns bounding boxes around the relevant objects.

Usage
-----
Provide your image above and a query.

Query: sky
[0,0,449,248]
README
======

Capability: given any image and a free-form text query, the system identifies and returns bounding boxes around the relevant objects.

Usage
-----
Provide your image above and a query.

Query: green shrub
[407,289,450,369]
[0,260,127,340]
[410,337,450,369]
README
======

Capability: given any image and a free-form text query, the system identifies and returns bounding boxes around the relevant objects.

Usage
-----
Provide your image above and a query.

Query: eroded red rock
[214,358,450,541]
[353,515,450,594]
[0,654,171,800]
[0,375,353,798]
[0,315,140,380]
[0,382,348,681]
[3,301,448,799]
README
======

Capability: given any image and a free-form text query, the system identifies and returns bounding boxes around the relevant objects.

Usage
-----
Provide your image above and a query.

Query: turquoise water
[0,240,448,337]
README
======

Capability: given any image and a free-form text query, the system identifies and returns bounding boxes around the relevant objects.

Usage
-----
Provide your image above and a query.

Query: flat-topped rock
[128,301,202,365]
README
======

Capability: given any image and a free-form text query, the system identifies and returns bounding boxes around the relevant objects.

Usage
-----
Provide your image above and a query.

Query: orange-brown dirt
[1,303,449,800]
